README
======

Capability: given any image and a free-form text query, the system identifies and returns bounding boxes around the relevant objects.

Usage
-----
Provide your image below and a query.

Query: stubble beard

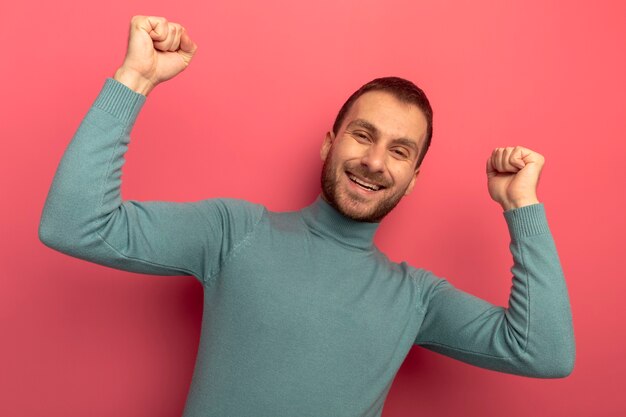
[320,149,409,223]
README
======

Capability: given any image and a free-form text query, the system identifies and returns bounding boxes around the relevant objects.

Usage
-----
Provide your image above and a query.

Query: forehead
[345,90,427,143]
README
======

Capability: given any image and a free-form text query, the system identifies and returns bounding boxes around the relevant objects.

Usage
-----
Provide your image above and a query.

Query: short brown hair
[332,76,433,168]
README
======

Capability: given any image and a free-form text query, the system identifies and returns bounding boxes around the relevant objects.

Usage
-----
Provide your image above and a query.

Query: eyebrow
[347,119,420,152]
[347,119,380,135]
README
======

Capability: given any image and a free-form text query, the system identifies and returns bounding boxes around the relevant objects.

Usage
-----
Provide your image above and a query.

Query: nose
[361,143,386,173]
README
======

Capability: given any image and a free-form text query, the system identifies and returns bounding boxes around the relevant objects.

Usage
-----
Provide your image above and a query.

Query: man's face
[320,90,427,222]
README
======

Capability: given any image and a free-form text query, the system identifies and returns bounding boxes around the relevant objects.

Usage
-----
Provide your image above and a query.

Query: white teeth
[348,174,381,191]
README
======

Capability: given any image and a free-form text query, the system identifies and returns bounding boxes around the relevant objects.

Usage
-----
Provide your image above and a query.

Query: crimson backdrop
[2,1,625,416]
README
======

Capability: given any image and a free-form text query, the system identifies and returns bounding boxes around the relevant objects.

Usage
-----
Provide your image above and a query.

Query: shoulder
[195,198,267,224]
[181,198,268,246]
[402,263,456,306]
[372,251,449,292]
[371,255,453,312]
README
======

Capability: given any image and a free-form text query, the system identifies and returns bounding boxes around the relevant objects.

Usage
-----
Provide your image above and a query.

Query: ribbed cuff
[503,203,550,239]
[92,78,146,124]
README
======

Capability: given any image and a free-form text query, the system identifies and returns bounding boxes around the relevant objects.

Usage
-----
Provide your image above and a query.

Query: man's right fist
[113,16,198,95]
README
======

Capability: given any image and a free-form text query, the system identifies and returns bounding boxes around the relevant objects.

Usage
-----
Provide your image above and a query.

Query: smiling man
[321,86,429,222]
[39,15,575,417]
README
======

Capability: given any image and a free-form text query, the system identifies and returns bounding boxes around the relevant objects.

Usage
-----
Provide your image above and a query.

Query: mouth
[346,171,386,192]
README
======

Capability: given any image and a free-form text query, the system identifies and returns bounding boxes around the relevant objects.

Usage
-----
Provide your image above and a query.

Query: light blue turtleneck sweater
[39,78,575,417]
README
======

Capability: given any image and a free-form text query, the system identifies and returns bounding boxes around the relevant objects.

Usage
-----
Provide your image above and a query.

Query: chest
[208,227,423,352]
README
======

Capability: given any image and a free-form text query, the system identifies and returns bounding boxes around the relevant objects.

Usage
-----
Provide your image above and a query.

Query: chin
[332,191,392,223]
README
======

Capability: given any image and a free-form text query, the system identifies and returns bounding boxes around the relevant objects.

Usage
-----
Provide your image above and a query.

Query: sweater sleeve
[414,204,575,378]
[38,78,264,285]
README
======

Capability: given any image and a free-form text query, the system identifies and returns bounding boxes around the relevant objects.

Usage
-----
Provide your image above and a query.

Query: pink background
[2,1,625,416]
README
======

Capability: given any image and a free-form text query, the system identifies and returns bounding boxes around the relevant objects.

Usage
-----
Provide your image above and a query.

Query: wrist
[113,67,155,96]
[501,198,540,211]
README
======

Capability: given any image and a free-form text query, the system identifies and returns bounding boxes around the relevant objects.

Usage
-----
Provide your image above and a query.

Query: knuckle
[130,15,144,27]
[149,16,167,27]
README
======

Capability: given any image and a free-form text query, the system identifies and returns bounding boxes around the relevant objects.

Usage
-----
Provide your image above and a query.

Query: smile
[347,172,384,191]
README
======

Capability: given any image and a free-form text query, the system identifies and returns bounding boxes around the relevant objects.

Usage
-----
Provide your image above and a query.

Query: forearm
[500,204,575,376]
[38,79,150,266]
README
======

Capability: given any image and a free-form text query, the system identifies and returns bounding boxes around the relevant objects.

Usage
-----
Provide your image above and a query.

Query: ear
[403,168,420,196]
[320,131,335,162]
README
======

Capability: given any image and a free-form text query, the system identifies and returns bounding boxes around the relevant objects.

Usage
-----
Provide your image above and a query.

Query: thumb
[178,28,198,64]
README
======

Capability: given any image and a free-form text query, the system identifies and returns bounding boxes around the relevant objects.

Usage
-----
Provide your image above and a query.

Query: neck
[300,195,380,250]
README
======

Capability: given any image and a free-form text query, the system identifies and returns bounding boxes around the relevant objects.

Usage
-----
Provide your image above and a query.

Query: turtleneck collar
[300,195,380,250]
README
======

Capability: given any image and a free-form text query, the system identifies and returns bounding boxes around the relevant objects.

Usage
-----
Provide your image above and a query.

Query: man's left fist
[486,146,545,211]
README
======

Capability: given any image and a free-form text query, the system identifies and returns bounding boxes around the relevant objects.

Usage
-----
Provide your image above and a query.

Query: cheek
[389,165,415,186]
[328,146,353,168]
[337,138,366,157]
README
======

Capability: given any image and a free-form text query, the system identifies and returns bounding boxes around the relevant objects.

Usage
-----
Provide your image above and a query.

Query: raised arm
[415,147,575,377]
[38,16,263,284]
[415,204,575,377]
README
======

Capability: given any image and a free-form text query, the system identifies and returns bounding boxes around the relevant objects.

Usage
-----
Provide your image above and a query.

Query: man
[39,15,575,417]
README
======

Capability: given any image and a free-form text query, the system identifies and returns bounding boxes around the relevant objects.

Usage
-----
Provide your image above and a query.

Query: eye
[392,148,410,159]
[352,131,371,142]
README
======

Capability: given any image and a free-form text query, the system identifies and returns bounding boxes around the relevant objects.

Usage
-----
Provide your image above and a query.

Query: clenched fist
[113,16,198,95]
[486,146,544,211]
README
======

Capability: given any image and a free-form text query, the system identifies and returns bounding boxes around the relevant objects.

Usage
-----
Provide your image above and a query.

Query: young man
[39,15,575,417]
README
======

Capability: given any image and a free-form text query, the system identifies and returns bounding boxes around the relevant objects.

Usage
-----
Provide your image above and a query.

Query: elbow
[512,354,574,379]
[38,217,60,249]
[549,351,575,378]
[39,207,118,261]
[38,215,79,254]
[525,342,576,378]
[535,356,574,378]
[544,325,577,378]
